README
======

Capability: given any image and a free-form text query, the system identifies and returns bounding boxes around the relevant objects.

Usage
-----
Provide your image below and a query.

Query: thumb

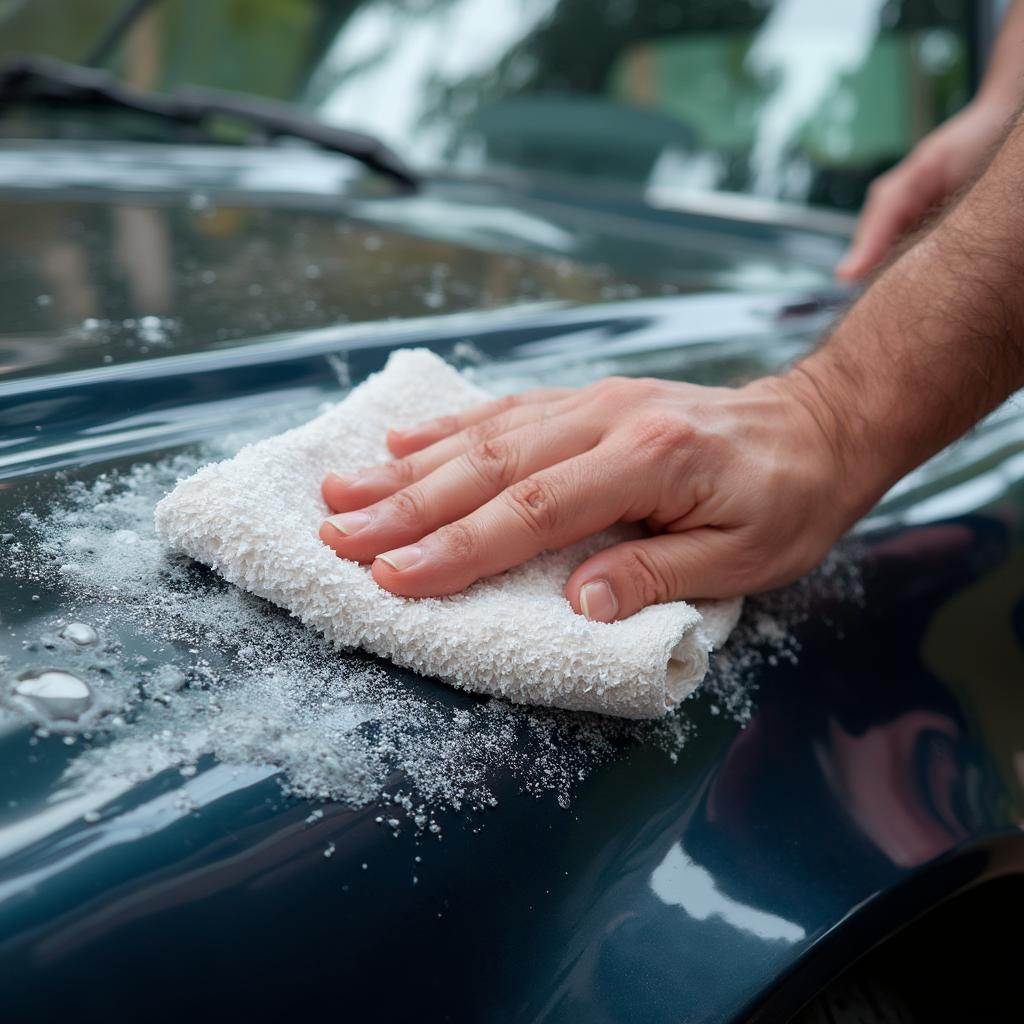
[565,528,742,622]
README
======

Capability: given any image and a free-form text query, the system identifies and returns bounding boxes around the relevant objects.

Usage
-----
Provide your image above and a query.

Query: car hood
[2,142,1023,1024]
[0,140,840,383]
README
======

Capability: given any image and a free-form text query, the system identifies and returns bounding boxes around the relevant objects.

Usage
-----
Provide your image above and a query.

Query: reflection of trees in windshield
[308,0,970,209]
[1,0,973,209]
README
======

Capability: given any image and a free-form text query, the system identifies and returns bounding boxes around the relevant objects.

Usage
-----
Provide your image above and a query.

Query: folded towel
[155,349,741,718]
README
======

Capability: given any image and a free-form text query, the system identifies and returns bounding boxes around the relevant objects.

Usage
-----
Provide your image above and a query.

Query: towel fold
[155,349,741,718]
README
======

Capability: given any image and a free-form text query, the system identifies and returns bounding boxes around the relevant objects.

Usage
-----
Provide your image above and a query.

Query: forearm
[788,111,1024,519]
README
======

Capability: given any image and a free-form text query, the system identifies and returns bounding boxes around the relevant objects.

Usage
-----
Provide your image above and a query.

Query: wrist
[763,355,896,526]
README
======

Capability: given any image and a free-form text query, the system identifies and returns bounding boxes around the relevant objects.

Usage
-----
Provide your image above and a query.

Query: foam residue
[0,415,853,818]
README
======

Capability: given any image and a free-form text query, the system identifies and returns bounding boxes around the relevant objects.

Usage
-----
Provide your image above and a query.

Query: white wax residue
[13,670,93,722]
[2,403,859,815]
[60,622,99,647]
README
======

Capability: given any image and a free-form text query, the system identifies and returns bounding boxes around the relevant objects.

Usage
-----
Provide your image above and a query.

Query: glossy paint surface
[1,147,1023,1023]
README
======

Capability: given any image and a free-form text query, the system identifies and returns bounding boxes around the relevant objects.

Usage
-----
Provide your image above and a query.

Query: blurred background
[3,11,1024,1023]
[0,1,1008,383]
[0,0,996,211]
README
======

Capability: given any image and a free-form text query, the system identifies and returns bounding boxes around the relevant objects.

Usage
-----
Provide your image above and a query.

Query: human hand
[319,374,864,622]
[836,99,1014,282]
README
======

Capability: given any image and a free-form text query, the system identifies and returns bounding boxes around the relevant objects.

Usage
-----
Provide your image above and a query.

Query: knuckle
[631,413,695,456]
[387,458,416,486]
[493,394,520,413]
[463,436,515,489]
[592,375,631,399]
[623,546,673,606]
[385,484,428,522]
[632,376,664,397]
[590,376,660,412]
[465,418,502,446]
[436,520,478,560]
[504,476,559,535]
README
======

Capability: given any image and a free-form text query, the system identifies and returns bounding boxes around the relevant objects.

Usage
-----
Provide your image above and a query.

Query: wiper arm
[0,55,419,190]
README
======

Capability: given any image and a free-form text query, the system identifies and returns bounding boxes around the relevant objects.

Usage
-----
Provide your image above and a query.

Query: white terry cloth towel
[156,349,742,719]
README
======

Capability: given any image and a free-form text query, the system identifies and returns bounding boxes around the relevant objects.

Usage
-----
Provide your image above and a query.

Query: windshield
[1,0,979,210]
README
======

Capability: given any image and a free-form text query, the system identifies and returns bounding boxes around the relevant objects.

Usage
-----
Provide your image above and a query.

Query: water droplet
[83,810,101,824]
[12,669,93,722]
[60,622,99,647]
[36,293,52,307]
[422,287,444,309]
[179,764,197,778]
[323,841,336,859]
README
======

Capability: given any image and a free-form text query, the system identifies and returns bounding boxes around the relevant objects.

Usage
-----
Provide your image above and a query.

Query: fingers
[835,156,954,284]
[837,165,945,281]
[320,415,601,564]
[322,399,574,514]
[386,388,575,457]
[367,448,633,598]
[836,171,916,281]
[564,529,744,622]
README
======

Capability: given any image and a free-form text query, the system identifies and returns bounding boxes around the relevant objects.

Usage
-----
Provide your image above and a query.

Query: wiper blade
[0,55,418,190]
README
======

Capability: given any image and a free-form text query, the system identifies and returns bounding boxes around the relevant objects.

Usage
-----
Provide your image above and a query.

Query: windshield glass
[1,0,977,210]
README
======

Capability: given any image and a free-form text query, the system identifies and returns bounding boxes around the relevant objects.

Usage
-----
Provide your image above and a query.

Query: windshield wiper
[0,55,419,190]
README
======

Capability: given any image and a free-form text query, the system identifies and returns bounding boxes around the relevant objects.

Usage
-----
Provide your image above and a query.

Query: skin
[837,0,1024,281]
[320,40,1024,623]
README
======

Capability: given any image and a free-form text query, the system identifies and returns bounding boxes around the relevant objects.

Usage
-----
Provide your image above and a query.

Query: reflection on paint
[745,0,886,196]
[0,764,278,907]
[650,843,805,943]
[309,0,558,163]
[864,394,1024,531]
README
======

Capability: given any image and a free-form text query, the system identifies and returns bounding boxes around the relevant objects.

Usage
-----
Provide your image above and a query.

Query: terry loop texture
[155,349,742,718]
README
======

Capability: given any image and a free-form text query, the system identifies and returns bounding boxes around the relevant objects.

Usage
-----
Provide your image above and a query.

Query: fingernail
[327,471,359,487]
[326,511,371,535]
[579,579,617,622]
[376,544,422,571]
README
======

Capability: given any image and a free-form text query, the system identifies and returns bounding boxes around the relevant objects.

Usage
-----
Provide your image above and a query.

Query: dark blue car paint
[0,146,1022,1022]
